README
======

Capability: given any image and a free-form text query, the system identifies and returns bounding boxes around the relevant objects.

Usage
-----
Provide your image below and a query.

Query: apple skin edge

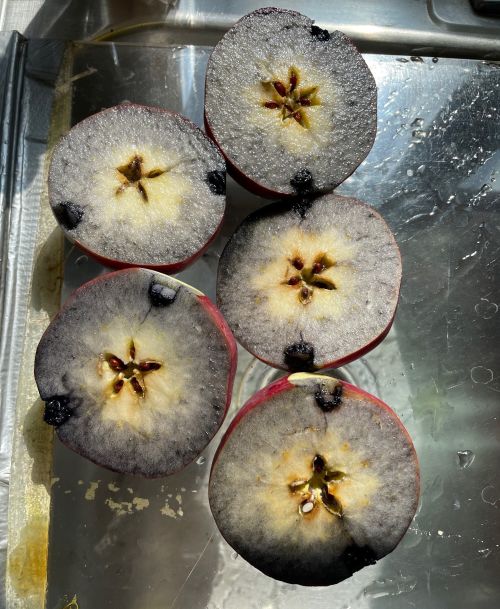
[210,373,420,563]
[197,293,238,419]
[236,303,399,373]
[65,208,225,273]
[35,268,238,478]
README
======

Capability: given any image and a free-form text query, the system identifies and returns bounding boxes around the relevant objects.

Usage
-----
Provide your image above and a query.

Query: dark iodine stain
[206,170,226,195]
[44,396,72,427]
[149,282,178,307]
[53,201,84,230]
[310,25,331,42]
[290,168,314,194]
[341,543,377,574]
[283,340,315,371]
[314,383,343,412]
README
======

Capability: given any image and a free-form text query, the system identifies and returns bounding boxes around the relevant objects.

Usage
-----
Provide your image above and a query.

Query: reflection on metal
[1,0,500,58]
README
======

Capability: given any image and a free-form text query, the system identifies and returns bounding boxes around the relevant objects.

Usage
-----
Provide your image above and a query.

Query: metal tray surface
[3,41,500,609]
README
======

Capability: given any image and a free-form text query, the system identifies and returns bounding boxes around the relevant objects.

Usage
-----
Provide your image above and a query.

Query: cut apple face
[217,194,401,371]
[48,104,226,271]
[34,269,237,477]
[204,8,377,197]
[209,374,419,586]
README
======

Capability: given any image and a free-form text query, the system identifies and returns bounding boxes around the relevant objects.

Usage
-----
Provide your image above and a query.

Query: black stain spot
[149,282,178,307]
[290,168,314,194]
[53,201,84,230]
[315,383,343,411]
[283,340,315,371]
[292,196,314,219]
[310,25,331,42]
[44,396,72,427]
[340,543,377,574]
[206,170,226,195]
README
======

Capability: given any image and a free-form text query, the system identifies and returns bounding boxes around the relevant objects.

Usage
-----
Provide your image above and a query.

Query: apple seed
[102,340,162,399]
[290,453,346,517]
[262,67,320,129]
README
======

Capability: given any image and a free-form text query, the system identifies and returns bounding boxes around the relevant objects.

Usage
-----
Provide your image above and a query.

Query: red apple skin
[203,8,377,199]
[197,294,238,418]
[36,268,238,478]
[236,304,398,373]
[49,103,226,272]
[210,374,420,544]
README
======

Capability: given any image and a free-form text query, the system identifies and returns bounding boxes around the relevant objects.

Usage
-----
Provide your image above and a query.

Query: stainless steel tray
[2,39,499,609]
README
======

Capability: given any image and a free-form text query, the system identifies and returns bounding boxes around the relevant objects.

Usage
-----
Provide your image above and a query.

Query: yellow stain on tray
[62,595,79,609]
[7,518,48,598]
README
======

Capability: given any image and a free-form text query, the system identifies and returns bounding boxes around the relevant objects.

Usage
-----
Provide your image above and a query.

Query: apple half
[205,7,377,198]
[209,373,419,586]
[217,194,402,371]
[48,104,226,272]
[34,268,237,477]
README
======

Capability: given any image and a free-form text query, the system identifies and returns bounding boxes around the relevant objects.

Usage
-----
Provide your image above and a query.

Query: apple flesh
[209,373,419,586]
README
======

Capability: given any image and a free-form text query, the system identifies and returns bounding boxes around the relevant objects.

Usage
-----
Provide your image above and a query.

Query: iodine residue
[8,518,48,598]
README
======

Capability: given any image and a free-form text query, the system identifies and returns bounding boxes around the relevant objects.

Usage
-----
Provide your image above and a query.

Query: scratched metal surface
[40,43,500,609]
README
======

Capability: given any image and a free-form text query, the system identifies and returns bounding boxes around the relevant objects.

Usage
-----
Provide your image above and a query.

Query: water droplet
[470,366,494,384]
[437,530,444,536]
[481,485,499,506]
[478,548,492,558]
[432,57,439,63]
[231,551,239,560]
[75,255,88,266]
[412,129,428,138]
[461,250,477,261]
[457,450,475,469]
[411,118,424,128]
[453,498,461,510]
[196,456,206,465]
[396,57,409,63]
[406,169,414,177]
[417,164,426,174]
[474,298,498,319]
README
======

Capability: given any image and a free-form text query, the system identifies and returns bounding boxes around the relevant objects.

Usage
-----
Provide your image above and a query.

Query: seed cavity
[290,454,345,518]
[206,169,226,195]
[149,282,178,307]
[44,396,72,427]
[283,340,315,371]
[115,154,166,202]
[284,252,336,305]
[54,201,84,231]
[101,340,162,399]
[315,383,343,411]
[261,67,320,129]
[310,25,331,41]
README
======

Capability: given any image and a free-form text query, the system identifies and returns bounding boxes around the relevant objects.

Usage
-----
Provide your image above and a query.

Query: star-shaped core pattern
[285,253,336,304]
[289,454,346,517]
[115,154,166,202]
[262,67,320,128]
[102,340,162,398]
